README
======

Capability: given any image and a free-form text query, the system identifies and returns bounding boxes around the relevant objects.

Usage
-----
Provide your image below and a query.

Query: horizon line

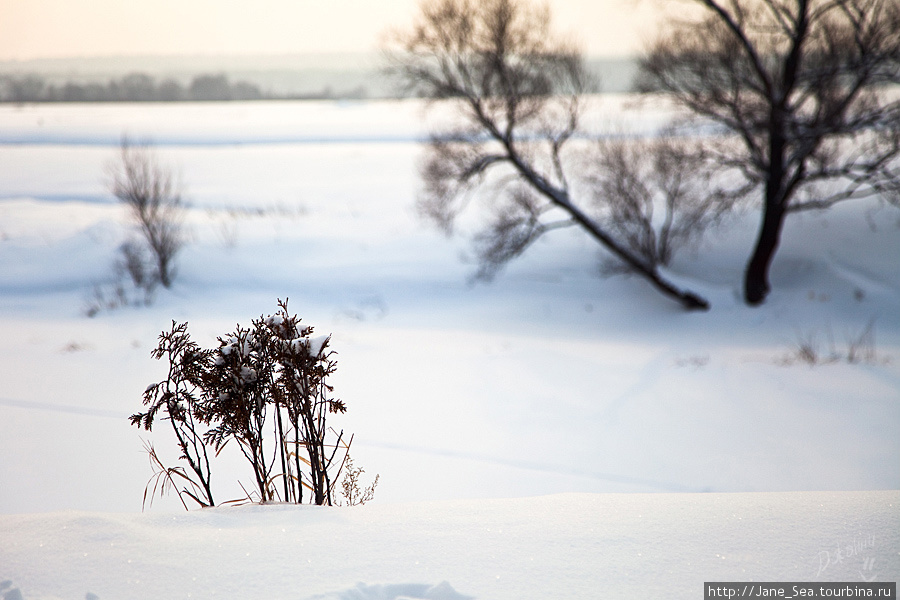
[0,50,639,66]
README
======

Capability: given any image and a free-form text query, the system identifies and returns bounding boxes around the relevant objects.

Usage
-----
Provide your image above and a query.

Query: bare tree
[638,0,900,305]
[388,0,711,310]
[108,138,186,289]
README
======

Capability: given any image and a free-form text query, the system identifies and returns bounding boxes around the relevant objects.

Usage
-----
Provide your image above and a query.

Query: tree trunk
[745,121,788,306]
[744,200,786,305]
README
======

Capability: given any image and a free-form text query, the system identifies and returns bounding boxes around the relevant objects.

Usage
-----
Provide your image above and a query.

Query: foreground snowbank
[1,491,897,600]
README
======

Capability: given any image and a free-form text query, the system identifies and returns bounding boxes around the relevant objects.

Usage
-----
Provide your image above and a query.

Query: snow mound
[1,492,897,600]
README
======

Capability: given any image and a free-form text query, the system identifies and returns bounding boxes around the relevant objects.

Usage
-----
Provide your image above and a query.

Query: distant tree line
[0,72,270,102]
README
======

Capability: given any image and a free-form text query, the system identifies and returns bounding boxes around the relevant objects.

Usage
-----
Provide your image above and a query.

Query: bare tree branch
[389,0,712,310]
[107,137,186,289]
[640,0,900,304]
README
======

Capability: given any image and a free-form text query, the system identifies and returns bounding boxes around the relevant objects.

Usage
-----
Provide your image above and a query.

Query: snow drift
[1,491,897,600]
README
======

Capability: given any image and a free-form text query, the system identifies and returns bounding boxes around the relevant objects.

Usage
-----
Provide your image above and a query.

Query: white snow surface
[1,492,897,600]
[0,98,898,598]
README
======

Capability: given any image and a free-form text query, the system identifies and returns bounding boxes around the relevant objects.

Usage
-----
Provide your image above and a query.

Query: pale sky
[0,0,662,61]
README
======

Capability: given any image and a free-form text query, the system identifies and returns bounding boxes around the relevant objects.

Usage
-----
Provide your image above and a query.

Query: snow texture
[1,493,897,599]
[0,98,898,598]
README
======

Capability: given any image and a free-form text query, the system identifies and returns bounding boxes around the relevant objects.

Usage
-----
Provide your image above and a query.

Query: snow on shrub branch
[131,299,376,509]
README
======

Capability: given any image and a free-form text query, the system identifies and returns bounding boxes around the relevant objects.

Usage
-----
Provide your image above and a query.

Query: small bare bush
[116,238,159,298]
[585,136,733,273]
[83,246,156,317]
[786,329,837,366]
[108,137,185,289]
[781,320,882,366]
[132,300,374,508]
[119,238,155,292]
[845,320,878,365]
[339,453,380,506]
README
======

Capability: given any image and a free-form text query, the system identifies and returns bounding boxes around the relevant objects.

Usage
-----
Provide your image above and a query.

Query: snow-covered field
[1,99,898,599]
[2,492,896,600]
